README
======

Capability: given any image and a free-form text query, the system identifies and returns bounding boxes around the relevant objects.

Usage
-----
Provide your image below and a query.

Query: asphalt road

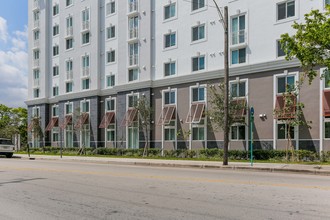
[0,158,329,220]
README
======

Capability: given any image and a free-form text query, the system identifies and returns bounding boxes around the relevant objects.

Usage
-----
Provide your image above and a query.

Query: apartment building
[26,0,330,153]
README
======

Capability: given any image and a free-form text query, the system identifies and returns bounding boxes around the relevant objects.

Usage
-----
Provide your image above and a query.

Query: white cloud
[0,17,28,108]
[0,17,8,42]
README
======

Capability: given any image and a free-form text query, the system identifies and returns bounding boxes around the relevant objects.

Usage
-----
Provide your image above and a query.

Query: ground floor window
[231,124,245,140]
[192,119,205,141]
[107,124,115,142]
[52,128,59,146]
[325,121,330,139]
[128,122,139,149]
[32,135,40,148]
[65,125,73,148]
[277,123,295,139]
[81,124,90,147]
[164,120,176,141]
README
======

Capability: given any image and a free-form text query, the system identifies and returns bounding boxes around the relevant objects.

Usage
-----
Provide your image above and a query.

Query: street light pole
[212,1,229,165]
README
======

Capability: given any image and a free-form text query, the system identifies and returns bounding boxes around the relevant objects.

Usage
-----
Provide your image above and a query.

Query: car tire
[5,153,13,158]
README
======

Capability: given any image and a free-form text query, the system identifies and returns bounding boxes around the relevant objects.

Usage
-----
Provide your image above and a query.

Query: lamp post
[250,107,254,166]
[212,1,229,165]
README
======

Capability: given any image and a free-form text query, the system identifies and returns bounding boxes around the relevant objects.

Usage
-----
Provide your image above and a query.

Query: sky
[0,0,28,108]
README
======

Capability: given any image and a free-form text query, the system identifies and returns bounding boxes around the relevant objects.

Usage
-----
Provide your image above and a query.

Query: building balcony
[33,40,40,48]
[82,67,90,78]
[231,30,247,46]
[66,71,73,82]
[128,2,138,14]
[33,0,40,11]
[33,79,40,88]
[82,21,90,32]
[129,55,138,66]
[129,28,138,40]
[33,59,40,68]
[33,20,40,29]
[66,27,73,38]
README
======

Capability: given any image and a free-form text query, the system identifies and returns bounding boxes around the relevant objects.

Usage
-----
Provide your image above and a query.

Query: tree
[207,83,247,152]
[134,95,153,157]
[281,6,330,84]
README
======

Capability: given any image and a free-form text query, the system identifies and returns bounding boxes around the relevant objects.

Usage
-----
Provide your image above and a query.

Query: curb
[17,156,330,176]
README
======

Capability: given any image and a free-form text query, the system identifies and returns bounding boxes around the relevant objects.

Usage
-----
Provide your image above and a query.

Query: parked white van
[0,138,14,158]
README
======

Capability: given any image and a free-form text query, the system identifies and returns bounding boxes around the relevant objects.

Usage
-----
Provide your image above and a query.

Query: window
[192,0,205,11]
[82,8,90,30]
[277,40,286,57]
[231,48,246,64]
[66,82,73,93]
[128,94,138,108]
[277,123,294,139]
[164,32,176,48]
[277,75,295,93]
[129,16,139,39]
[81,100,90,113]
[53,25,59,36]
[128,69,139,82]
[128,0,138,13]
[192,24,205,42]
[106,75,115,87]
[192,87,205,102]
[34,89,40,98]
[66,60,73,72]
[66,38,73,50]
[106,99,115,111]
[66,0,73,7]
[324,70,330,89]
[231,15,245,45]
[53,4,59,16]
[82,79,90,90]
[277,1,295,21]
[53,132,59,142]
[53,86,59,96]
[82,55,90,68]
[326,0,330,5]
[106,1,116,15]
[164,3,176,20]
[164,121,176,141]
[192,55,205,72]
[325,121,330,139]
[231,125,245,140]
[129,43,139,66]
[34,30,39,40]
[53,66,59,77]
[65,103,73,115]
[82,32,90,44]
[52,105,59,117]
[67,17,73,28]
[164,91,176,105]
[192,120,205,140]
[53,45,59,56]
[34,50,40,60]
[32,107,40,118]
[107,25,115,39]
[33,69,39,80]
[107,50,116,63]
[164,61,176,76]
[107,124,115,142]
[34,11,40,22]
[230,81,246,98]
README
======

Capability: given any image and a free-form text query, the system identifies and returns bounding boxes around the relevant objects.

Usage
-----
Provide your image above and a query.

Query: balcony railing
[33,40,40,48]
[231,30,247,45]
[82,21,90,31]
[82,67,90,78]
[33,59,40,68]
[33,20,40,29]
[129,28,138,39]
[33,0,40,10]
[33,79,40,88]
[129,55,138,66]
[66,71,73,81]
[66,27,73,37]
[129,2,138,13]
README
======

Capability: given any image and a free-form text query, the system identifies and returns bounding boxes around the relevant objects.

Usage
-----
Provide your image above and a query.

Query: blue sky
[0,0,28,107]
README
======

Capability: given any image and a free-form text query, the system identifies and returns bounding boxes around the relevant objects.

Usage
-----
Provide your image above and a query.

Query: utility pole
[212,1,229,165]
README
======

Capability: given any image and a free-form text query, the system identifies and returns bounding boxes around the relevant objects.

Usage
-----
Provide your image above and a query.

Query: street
[0,158,329,220]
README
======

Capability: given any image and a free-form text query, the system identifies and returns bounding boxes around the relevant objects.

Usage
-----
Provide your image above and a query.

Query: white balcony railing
[33,79,40,88]
[33,59,40,68]
[33,0,40,10]
[82,67,90,78]
[33,40,40,48]
[82,21,90,31]
[34,20,40,29]
[129,55,138,66]
[66,71,73,81]
[129,28,138,39]
[231,30,247,45]
[66,27,73,37]
[129,2,138,13]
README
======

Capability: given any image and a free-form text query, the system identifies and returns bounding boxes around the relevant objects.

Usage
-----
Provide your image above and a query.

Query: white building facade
[26,0,330,153]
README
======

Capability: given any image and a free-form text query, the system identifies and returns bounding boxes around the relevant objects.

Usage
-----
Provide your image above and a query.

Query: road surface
[0,158,329,220]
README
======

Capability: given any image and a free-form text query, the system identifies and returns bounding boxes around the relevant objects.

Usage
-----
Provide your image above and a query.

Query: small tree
[134,96,153,157]
[281,6,330,84]
[30,115,44,151]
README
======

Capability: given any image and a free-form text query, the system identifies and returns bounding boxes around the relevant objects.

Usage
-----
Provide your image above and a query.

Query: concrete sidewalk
[16,154,330,176]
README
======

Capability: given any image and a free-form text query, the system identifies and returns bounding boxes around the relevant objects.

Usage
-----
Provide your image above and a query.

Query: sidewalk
[17,154,330,176]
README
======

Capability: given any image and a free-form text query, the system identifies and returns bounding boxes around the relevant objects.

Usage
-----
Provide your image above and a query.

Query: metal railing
[129,55,138,66]
[82,67,90,77]
[82,21,90,31]
[33,79,40,87]
[129,28,138,39]
[66,71,73,81]
[33,0,40,10]
[231,30,247,45]
[34,20,40,29]
[34,40,39,48]
[66,27,73,36]
[129,2,138,13]
[34,59,40,68]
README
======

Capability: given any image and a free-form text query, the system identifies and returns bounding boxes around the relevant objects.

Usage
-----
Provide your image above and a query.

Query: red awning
[45,117,58,131]
[231,98,247,119]
[323,90,330,116]
[27,122,34,132]
[74,113,89,129]
[157,105,176,125]
[99,112,115,128]
[120,109,138,127]
[274,94,296,119]
[186,103,205,123]
[60,115,72,129]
